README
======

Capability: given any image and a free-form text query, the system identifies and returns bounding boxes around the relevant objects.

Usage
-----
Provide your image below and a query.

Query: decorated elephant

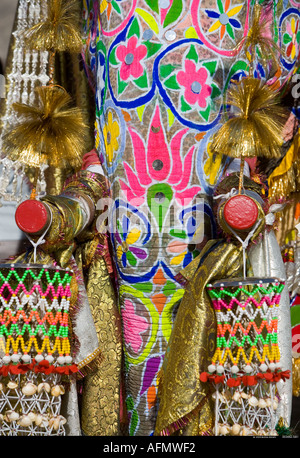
[0,0,299,437]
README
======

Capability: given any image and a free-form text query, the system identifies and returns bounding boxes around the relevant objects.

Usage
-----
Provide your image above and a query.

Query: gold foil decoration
[211,77,288,192]
[268,132,300,199]
[2,85,88,170]
[79,255,122,436]
[210,2,289,192]
[24,0,83,54]
[236,3,281,74]
[211,78,287,160]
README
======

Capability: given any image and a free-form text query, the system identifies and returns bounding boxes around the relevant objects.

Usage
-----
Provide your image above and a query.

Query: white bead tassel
[0,0,49,205]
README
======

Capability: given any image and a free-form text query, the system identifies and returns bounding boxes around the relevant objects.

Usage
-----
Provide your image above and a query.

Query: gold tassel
[236,3,281,74]
[24,0,83,54]
[211,77,288,160]
[2,85,88,169]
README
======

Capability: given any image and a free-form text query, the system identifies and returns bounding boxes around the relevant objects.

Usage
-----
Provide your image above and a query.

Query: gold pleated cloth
[46,172,122,435]
[154,240,243,436]
[80,255,122,436]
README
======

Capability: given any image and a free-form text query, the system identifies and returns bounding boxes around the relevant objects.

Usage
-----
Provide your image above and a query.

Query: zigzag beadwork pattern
[0,267,72,298]
[208,282,285,310]
[0,265,73,363]
[206,279,284,367]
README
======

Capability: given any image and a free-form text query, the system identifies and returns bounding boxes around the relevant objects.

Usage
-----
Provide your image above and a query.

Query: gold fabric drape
[268,132,300,201]
[79,254,122,435]
[155,240,243,436]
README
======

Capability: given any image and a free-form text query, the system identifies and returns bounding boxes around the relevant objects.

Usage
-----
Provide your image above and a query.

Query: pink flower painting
[177,60,212,108]
[116,36,147,81]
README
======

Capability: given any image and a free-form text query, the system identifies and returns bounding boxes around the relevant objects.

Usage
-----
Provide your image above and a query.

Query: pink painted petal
[197,96,208,109]
[201,83,212,99]
[167,129,188,185]
[177,61,196,87]
[167,240,187,254]
[124,163,146,197]
[175,145,195,191]
[130,60,144,79]
[119,62,131,81]
[286,21,292,36]
[119,179,145,206]
[184,88,198,105]
[177,70,189,87]
[127,35,138,52]
[184,59,197,75]
[196,67,209,83]
[128,127,152,186]
[116,44,128,62]
[175,186,202,205]
[147,105,171,181]
[197,84,212,108]
[133,44,147,60]
[160,0,173,24]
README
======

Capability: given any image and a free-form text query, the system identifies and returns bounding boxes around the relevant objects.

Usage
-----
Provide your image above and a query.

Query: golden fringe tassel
[236,3,281,73]
[24,0,83,53]
[2,85,88,169]
[211,77,288,160]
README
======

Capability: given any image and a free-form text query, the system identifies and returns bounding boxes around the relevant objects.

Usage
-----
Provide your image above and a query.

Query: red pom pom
[200,372,209,382]
[227,377,241,387]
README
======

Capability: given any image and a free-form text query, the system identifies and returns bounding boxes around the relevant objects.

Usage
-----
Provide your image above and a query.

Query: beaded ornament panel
[0,264,77,436]
[200,278,291,436]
